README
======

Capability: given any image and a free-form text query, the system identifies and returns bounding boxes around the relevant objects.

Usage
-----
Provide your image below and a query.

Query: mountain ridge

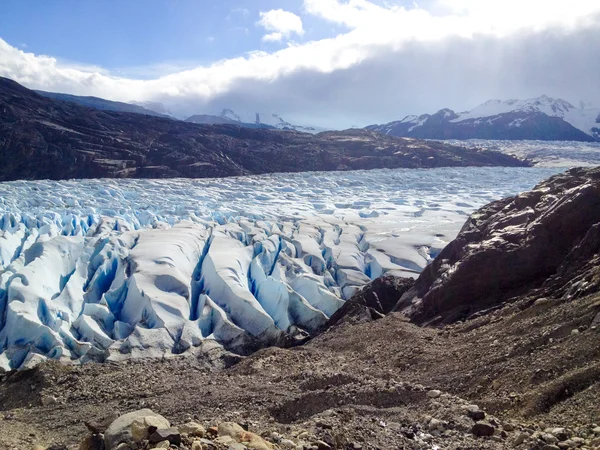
[0,76,527,182]
[367,95,600,142]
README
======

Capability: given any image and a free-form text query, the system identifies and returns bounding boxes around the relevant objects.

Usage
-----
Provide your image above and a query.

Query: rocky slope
[396,166,600,324]
[0,77,527,181]
[367,95,600,142]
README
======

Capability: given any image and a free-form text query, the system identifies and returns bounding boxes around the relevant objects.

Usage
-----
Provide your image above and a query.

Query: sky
[1,0,600,128]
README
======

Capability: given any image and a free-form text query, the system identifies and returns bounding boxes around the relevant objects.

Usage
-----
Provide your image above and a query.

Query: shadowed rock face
[0,77,527,181]
[325,276,415,327]
[396,167,600,324]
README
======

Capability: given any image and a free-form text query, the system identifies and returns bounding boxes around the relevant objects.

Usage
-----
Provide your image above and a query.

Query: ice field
[0,167,563,370]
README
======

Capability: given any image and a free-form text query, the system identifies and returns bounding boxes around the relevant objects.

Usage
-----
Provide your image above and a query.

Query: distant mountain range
[185,109,326,134]
[367,95,600,142]
[34,90,324,133]
[34,90,170,118]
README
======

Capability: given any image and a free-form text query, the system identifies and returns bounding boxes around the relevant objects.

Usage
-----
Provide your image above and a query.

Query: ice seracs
[0,167,562,370]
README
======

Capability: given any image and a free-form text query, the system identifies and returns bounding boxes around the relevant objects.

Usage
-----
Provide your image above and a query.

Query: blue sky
[0,0,343,76]
[1,0,599,127]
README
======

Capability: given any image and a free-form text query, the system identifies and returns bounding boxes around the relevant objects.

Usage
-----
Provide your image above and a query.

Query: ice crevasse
[0,213,427,371]
[0,167,559,370]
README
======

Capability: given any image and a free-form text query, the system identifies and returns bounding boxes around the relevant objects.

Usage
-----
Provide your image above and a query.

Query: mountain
[34,90,169,118]
[186,108,326,134]
[367,95,600,141]
[0,76,527,181]
[130,100,173,117]
[185,112,274,129]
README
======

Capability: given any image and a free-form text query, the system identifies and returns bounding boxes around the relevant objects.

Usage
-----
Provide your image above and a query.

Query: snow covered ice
[0,167,561,370]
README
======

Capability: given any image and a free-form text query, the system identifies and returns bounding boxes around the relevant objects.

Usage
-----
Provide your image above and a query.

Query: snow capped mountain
[368,95,600,141]
[0,167,559,370]
[186,109,328,134]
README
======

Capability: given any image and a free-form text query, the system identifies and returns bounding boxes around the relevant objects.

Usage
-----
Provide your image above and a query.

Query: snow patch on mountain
[452,95,600,138]
[0,167,562,370]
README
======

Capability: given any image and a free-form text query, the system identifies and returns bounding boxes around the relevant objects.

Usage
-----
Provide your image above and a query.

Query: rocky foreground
[2,168,600,449]
[0,77,527,182]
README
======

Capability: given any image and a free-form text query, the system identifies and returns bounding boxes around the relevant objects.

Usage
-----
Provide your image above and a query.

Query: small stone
[41,396,58,406]
[571,329,580,335]
[152,441,171,449]
[228,444,247,450]
[591,437,600,447]
[541,445,560,450]
[472,422,495,437]
[33,446,46,450]
[428,418,445,431]
[215,436,236,445]
[502,422,515,432]
[541,432,559,444]
[218,422,245,439]
[593,426,600,435]
[465,405,485,421]
[513,432,529,446]
[427,390,442,399]
[551,428,569,441]
[179,422,206,437]
[149,428,182,446]
[280,439,297,449]
[315,441,332,450]
[191,442,203,450]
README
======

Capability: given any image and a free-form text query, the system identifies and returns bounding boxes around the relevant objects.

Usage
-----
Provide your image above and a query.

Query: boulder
[104,409,170,450]
[471,422,495,437]
[396,167,600,324]
[149,428,181,445]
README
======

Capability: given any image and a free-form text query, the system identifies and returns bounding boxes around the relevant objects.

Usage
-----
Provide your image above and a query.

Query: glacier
[0,167,562,370]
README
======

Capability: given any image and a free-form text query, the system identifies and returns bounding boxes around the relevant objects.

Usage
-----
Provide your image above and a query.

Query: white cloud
[1,0,600,127]
[257,9,304,42]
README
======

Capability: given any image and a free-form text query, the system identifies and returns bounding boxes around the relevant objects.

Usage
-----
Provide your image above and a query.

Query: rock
[239,431,273,450]
[513,432,529,446]
[149,428,182,445]
[427,390,442,399]
[85,414,119,434]
[228,444,247,450]
[151,441,171,449]
[397,167,600,324]
[194,439,218,450]
[325,276,415,328]
[315,441,332,450]
[78,435,103,450]
[571,329,580,335]
[215,436,236,446]
[178,421,206,437]
[428,418,445,431]
[465,405,485,421]
[104,409,170,450]
[33,446,46,450]
[591,437,600,447]
[218,422,246,440]
[41,396,58,406]
[472,422,495,437]
[551,428,569,441]
[541,432,559,444]
[502,422,515,432]
[593,426,600,435]
[280,439,297,449]
[541,446,560,450]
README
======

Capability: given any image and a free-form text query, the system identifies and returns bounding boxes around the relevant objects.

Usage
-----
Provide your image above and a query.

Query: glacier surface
[0,167,561,370]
